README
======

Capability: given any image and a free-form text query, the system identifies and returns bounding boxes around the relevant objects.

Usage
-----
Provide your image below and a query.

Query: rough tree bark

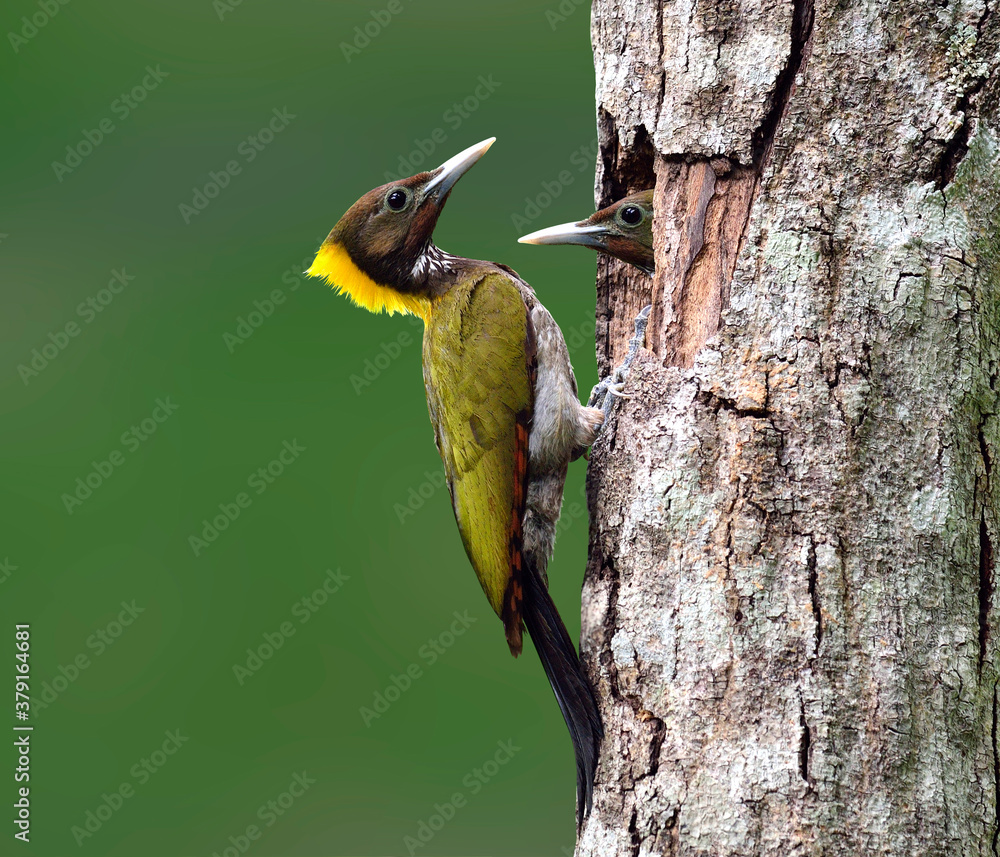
[581,0,1000,854]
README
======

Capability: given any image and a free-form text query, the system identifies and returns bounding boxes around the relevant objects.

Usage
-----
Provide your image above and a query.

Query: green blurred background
[1,1,603,855]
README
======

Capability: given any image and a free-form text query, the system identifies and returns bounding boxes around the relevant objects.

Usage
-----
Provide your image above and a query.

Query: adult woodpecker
[306,139,604,821]
[518,189,654,274]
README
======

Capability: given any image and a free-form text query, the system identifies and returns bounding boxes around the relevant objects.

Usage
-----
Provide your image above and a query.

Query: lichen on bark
[581,1,1000,854]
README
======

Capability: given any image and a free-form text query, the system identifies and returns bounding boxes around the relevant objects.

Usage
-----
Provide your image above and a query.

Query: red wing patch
[500,304,536,658]
[501,411,530,656]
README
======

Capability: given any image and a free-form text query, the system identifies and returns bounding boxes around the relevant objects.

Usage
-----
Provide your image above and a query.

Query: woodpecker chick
[519,189,654,274]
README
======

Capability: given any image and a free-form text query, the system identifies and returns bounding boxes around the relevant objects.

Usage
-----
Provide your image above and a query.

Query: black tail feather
[521,556,603,825]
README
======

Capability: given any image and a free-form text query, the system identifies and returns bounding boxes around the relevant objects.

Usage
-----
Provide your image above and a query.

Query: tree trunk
[581,1,1000,854]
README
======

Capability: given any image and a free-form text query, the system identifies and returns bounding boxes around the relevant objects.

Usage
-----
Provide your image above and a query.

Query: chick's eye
[619,205,643,226]
[386,189,408,211]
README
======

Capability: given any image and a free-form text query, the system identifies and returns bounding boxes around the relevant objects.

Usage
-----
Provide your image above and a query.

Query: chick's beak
[518,222,607,248]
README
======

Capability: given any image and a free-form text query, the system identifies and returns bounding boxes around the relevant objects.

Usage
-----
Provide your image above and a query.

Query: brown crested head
[326,171,443,292]
[307,138,495,317]
[518,188,655,275]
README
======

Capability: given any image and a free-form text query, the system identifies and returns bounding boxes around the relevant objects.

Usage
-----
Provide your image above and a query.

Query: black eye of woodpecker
[620,205,643,225]
[387,189,408,211]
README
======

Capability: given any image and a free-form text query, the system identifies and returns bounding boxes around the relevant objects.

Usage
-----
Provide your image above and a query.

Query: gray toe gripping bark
[588,304,651,418]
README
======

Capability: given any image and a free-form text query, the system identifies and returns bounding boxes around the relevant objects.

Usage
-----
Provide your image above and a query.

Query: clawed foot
[587,375,626,414]
[588,304,652,418]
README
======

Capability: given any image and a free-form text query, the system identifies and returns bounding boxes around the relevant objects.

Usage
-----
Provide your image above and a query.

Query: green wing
[422,271,533,639]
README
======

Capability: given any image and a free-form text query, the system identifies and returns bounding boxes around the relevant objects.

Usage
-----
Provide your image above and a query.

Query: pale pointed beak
[518,222,606,248]
[423,137,496,199]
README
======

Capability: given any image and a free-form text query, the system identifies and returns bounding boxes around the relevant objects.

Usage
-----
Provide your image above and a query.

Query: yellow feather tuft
[306,241,430,321]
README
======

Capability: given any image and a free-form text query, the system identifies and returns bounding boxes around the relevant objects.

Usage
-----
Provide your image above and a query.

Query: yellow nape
[306,241,430,320]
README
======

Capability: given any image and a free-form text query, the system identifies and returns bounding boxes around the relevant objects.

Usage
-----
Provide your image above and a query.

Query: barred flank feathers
[522,554,603,825]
